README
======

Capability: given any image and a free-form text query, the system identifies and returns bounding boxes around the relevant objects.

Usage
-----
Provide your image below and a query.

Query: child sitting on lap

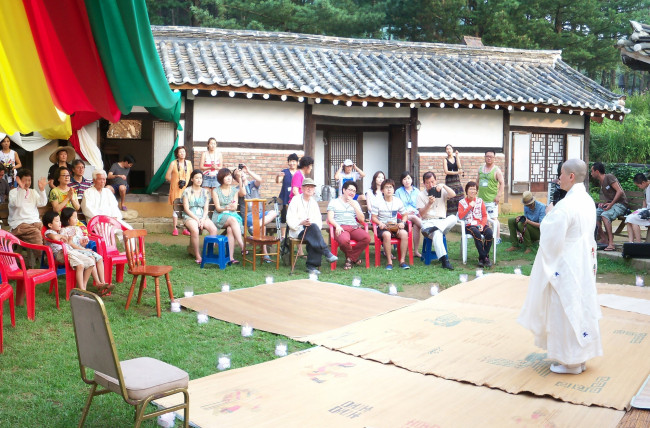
[43,210,112,295]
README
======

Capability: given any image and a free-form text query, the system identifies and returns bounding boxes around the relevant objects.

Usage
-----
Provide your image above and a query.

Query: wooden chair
[123,229,174,318]
[69,289,189,427]
[87,216,128,285]
[327,219,370,270]
[243,199,280,270]
[0,230,58,321]
[0,263,15,353]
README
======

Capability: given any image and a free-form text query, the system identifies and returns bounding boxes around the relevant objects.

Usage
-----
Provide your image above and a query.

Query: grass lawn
[0,232,644,427]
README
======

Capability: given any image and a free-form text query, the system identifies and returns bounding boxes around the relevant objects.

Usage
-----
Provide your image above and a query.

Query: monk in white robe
[518,159,602,374]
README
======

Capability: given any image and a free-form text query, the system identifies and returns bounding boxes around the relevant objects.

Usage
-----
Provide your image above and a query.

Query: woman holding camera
[166,146,193,236]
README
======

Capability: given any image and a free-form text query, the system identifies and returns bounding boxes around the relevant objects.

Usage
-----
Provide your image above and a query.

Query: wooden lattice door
[324,131,362,189]
[530,133,564,192]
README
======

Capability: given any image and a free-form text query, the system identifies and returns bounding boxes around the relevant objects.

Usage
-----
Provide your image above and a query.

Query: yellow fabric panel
[0,1,70,137]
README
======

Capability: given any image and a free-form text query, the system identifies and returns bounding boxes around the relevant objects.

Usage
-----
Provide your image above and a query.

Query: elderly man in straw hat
[286,177,338,275]
[519,158,601,374]
[47,145,76,189]
[506,191,546,254]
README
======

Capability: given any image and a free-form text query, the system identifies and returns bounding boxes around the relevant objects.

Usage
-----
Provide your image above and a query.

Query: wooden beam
[184,95,195,164]
[303,104,315,168]
[410,108,419,187]
[313,115,410,126]
[509,126,584,135]
[583,114,591,187]
[502,109,510,203]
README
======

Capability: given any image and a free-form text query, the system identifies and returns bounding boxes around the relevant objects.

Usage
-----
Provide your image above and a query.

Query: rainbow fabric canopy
[0,0,181,192]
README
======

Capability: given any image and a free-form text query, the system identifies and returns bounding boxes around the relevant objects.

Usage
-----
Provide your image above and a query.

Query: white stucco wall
[362,132,389,193]
[418,108,503,149]
[509,112,584,129]
[313,104,410,118]
[193,98,304,145]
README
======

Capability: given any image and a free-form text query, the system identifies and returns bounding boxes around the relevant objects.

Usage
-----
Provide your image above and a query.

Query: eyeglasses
[60,174,70,178]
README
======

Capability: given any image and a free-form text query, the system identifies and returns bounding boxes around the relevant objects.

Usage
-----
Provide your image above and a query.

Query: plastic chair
[123,229,174,318]
[371,218,413,267]
[0,230,59,321]
[0,263,15,353]
[243,199,280,270]
[87,216,128,285]
[201,235,229,269]
[458,218,498,264]
[41,226,76,300]
[70,289,189,427]
[421,234,448,265]
[327,220,370,270]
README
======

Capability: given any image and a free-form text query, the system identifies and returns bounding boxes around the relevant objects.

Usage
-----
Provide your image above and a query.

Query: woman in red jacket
[458,181,493,267]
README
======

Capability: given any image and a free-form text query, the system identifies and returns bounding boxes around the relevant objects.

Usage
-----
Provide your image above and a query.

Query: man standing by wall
[506,191,546,254]
[477,150,504,243]
[590,162,628,251]
[519,159,601,375]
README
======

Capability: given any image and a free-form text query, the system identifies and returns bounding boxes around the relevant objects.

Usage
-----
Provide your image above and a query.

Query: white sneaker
[550,363,584,374]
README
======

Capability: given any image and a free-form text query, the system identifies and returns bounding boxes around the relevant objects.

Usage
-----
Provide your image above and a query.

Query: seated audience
[81,170,131,230]
[49,167,79,213]
[417,171,457,270]
[626,173,650,243]
[47,145,74,189]
[327,181,370,269]
[506,191,546,254]
[183,170,218,264]
[395,171,422,258]
[286,178,338,275]
[69,159,93,199]
[458,181,493,268]
[211,168,245,265]
[8,169,48,266]
[107,154,135,211]
[365,171,385,215]
[372,179,409,270]
[591,162,628,251]
[0,166,9,202]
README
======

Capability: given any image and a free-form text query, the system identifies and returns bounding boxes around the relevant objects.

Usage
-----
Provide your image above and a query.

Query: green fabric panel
[85,0,181,193]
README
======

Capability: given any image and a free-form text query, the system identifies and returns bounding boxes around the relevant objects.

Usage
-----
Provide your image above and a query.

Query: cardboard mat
[178,279,416,338]
[155,346,624,428]
[304,274,650,410]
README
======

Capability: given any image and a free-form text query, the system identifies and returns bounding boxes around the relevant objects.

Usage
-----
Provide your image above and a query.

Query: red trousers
[334,225,370,262]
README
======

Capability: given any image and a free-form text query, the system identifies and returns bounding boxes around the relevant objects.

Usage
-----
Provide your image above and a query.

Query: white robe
[518,183,602,365]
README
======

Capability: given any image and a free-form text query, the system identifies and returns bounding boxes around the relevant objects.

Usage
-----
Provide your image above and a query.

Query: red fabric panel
[22,0,121,122]
[69,112,101,161]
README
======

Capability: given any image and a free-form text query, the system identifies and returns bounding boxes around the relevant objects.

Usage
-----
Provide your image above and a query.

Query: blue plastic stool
[201,235,229,269]
[421,234,447,265]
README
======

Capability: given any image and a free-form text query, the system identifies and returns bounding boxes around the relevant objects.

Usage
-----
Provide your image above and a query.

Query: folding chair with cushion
[70,289,189,427]
[243,199,280,270]
[0,263,15,353]
[371,218,414,267]
[0,229,58,321]
[458,218,498,264]
[41,226,76,300]
[87,216,128,285]
[123,229,174,318]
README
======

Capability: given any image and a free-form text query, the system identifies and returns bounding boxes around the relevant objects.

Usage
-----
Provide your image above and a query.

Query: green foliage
[591,93,650,163]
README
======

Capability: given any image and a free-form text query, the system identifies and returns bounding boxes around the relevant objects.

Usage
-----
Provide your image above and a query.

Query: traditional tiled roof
[618,21,650,72]
[153,25,628,116]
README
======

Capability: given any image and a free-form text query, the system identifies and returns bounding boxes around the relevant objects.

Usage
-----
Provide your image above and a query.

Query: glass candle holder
[636,275,645,287]
[352,277,361,287]
[265,276,274,284]
[430,285,439,296]
[241,323,253,337]
[197,310,209,324]
[217,353,231,370]
[275,341,288,357]
[459,274,468,283]
[388,284,397,295]
[476,269,484,277]
[170,301,181,313]
[309,273,318,281]
[514,266,522,275]
[221,283,230,292]
[183,285,194,298]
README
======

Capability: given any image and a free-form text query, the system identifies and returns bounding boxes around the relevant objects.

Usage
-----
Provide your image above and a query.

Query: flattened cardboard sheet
[631,375,650,409]
[305,274,650,410]
[155,347,624,428]
[178,279,415,338]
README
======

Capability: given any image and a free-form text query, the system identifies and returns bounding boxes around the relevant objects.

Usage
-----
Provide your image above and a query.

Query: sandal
[343,259,353,270]
[229,259,240,265]
[95,283,114,296]
[603,246,616,251]
[354,259,363,266]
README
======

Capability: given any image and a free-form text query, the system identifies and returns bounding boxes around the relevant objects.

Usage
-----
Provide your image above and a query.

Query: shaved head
[562,159,587,182]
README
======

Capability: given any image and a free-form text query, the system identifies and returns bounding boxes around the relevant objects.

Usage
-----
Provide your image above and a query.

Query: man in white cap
[506,191,546,254]
[519,158,601,375]
[334,159,365,200]
[286,178,338,275]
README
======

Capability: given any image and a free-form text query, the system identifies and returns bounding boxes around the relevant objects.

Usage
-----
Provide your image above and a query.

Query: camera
[178,180,186,188]
[238,164,245,170]
[517,216,526,224]
[427,187,441,198]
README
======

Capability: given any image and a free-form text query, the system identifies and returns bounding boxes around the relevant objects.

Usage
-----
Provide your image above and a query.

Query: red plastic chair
[0,230,59,321]
[87,216,128,285]
[41,226,76,300]
[371,216,414,267]
[0,263,16,353]
[327,220,370,270]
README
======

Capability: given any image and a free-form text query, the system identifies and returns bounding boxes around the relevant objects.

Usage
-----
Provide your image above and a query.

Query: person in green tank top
[477,150,504,243]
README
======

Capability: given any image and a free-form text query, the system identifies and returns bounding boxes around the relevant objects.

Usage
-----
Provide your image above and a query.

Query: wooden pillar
[409,108,420,187]
[184,93,195,167]
[502,109,510,202]
[303,103,315,161]
[583,114,591,187]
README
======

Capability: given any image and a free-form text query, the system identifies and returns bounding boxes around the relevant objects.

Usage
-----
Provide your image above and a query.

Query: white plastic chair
[458,218,498,265]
